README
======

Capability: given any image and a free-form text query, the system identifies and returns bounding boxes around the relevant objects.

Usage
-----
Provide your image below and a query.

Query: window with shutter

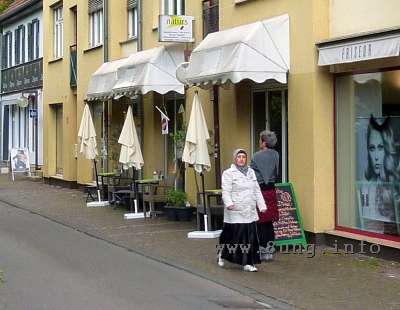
[202,0,219,38]
[54,6,63,58]
[8,32,12,67]
[89,7,103,47]
[28,23,33,61]
[163,0,185,15]
[127,0,138,38]
[2,34,7,69]
[15,29,19,65]
[21,26,25,63]
[33,20,40,59]
[88,0,103,13]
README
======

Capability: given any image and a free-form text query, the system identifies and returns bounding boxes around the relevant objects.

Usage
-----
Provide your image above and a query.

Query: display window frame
[334,66,400,243]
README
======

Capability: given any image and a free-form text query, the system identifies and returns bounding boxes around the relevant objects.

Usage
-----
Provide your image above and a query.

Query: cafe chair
[142,173,176,218]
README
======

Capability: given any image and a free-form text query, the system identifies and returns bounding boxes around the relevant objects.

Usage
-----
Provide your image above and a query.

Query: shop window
[127,1,138,39]
[251,88,288,183]
[54,6,63,58]
[336,71,400,239]
[162,0,185,15]
[202,0,218,38]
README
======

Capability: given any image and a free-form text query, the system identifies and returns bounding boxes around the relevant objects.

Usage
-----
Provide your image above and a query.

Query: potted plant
[164,189,194,221]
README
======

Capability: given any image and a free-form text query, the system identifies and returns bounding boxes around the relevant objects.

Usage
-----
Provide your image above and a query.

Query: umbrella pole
[93,159,101,202]
[201,172,208,232]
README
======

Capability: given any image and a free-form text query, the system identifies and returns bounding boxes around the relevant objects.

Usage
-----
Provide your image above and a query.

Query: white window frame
[32,19,40,59]
[128,6,138,39]
[162,0,184,15]
[54,6,63,58]
[89,9,103,47]
[15,26,25,65]
[5,32,12,68]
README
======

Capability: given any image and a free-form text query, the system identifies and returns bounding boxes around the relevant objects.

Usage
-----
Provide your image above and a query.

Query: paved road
[0,201,273,310]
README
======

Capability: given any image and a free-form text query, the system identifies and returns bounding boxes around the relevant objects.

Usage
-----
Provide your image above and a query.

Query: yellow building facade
[42,0,400,246]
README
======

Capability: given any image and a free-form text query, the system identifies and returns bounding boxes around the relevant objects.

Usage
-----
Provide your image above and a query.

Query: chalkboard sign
[273,183,307,247]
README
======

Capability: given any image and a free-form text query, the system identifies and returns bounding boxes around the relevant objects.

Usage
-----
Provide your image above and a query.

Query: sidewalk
[0,175,399,310]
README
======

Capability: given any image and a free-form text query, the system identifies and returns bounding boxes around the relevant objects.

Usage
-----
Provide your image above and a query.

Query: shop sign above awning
[86,57,131,101]
[317,31,400,66]
[175,14,290,87]
[112,45,185,98]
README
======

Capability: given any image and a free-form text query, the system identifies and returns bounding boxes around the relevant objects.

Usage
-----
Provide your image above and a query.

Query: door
[55,104,63,175]
[165,96,185,190]
[251,88,288,182]
[2,105,9,160]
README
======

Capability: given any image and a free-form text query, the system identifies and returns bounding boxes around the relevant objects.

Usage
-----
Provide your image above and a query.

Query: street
[0,201,272,310]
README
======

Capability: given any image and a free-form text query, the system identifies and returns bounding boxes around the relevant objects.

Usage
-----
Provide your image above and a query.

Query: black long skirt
[219,222,261,266]
[256,221,275,248]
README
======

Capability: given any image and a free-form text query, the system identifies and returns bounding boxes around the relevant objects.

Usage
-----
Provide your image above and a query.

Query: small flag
[161,114,169,135]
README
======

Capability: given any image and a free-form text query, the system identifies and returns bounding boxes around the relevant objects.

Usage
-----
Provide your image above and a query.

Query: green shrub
[166,189,187,207]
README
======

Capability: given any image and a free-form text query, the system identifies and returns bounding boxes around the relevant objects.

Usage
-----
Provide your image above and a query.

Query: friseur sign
[1,58,43,94]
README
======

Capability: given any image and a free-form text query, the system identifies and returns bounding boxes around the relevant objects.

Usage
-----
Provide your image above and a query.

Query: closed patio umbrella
[78,104,109,207]
[118,105,144,219]
[118,106,144,170]
[183,92,220,238]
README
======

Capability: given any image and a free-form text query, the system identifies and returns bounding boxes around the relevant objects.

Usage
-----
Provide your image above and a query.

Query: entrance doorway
[165,95,185,190]
[251,86,288,182]
[54,104,63,175]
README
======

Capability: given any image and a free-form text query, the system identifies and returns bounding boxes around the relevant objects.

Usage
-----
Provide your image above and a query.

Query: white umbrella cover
[118,106,144,170]
[182,92,211,173]
[78,104,98,160]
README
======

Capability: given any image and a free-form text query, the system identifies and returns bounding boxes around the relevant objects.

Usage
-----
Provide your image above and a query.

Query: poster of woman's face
[10,148,29,172]
[356,116,399,224]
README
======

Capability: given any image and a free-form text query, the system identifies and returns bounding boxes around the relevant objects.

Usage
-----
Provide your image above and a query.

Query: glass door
[251,88,288,182]
[165,96,185,190]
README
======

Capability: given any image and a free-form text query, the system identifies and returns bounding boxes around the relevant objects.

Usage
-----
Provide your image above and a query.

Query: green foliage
[0,0,13,14]
[169,124,186,145]
[166,189,187,207]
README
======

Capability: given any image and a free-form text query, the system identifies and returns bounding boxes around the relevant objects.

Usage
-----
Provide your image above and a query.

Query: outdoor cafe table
[197,189,223,230]
[97,172,117,200]
[134,178,160,218]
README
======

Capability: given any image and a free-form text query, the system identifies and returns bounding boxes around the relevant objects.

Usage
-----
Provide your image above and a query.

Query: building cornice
[0,0,42,26]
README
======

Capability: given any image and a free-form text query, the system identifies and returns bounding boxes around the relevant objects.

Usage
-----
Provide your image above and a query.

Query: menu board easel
[9,148,31,181]
[274,183,307,247]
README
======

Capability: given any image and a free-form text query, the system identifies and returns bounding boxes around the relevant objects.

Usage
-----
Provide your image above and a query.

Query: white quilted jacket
[221,164,267,224]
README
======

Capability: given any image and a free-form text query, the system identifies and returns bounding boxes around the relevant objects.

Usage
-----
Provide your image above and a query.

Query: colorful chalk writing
[273,183,307,247]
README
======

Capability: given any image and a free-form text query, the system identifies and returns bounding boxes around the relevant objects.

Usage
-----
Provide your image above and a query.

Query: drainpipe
[212,85,221,189]
[137,0,144,179]
[103,0,109,172]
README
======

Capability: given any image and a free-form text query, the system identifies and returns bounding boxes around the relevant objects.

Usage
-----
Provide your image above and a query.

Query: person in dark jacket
[250,130,279,261]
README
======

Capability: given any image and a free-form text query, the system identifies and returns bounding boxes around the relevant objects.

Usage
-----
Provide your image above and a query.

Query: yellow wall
[43,0,338,234]
[43,0,139,184]
[330,0,400,37]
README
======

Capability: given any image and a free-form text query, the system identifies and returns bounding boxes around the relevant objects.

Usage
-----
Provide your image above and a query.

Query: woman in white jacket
[218,149,267,272]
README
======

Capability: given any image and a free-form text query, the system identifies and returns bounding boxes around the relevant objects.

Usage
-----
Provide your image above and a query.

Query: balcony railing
[1,58,43,94]
[70,44,77,88]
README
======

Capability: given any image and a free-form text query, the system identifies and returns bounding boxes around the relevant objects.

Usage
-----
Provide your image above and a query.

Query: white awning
[317,31,400,66]
[112,45,185,98]
[86,57,131,101]
[175,14,290,87]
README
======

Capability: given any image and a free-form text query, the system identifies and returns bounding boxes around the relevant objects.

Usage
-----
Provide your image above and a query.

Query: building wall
[2,9,43,64]
[0,7,44,167]
[330,0,400,38]
[183,0,333,233]
[42,0,335,235]
[43,0,138,183]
